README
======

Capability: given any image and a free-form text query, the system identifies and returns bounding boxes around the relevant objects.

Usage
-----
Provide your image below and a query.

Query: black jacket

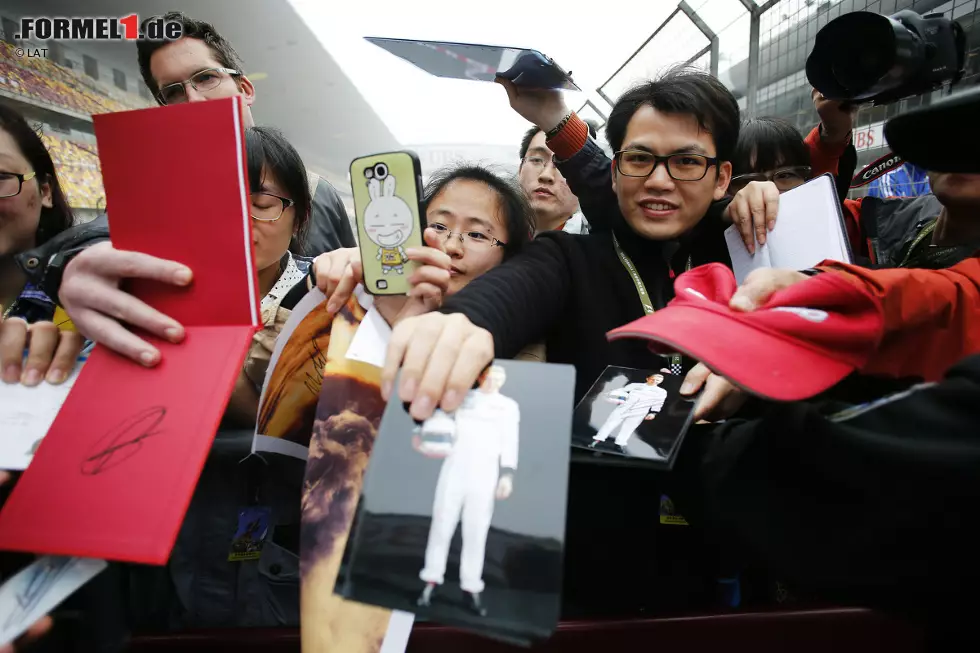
[439,201,732,402]
[673,353,980,636]
[15,213,110,305]
[298,174,356,257]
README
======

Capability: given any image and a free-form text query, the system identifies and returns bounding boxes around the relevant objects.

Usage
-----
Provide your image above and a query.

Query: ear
[368,177,381,201]
[39,174,53,209]
[610,159,619,195]
[237,75,256,108]
[382,174,396,198]
[713,161,733,201]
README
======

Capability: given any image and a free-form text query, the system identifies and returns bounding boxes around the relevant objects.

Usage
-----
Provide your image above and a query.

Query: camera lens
[373,163,389,179]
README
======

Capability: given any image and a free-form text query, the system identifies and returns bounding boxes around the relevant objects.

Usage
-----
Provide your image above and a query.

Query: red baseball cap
[607,264,885,401]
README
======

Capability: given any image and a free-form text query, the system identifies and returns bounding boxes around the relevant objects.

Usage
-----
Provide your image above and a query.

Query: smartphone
[349,151,425,295]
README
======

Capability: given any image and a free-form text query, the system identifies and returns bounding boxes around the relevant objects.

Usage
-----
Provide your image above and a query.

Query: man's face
[150,37,254,115]
[928,172,980,211]
[646,375,663,385]
[612,105,731,241]
[519,131,579,230]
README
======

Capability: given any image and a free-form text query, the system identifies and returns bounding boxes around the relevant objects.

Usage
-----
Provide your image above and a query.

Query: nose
[184,83,207,103]
[643,161,675,192]
[537,164,555,183]
[442,233,464,257]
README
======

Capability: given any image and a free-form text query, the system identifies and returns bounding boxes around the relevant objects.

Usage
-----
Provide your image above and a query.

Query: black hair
[422,164,534,260]
[605,65,740,162]
[0,105,73,247]
[137,12,245,103]
[732,117,811,176]
[244,126,311,251]
[518,120,599,160]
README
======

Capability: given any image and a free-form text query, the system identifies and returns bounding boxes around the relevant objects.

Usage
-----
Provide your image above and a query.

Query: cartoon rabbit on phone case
[363,164,414,275]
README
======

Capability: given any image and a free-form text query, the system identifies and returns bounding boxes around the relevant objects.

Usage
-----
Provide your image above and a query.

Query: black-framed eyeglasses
[614,150,719,181]
[250,192,294,222]
[428,223,505,249]
[157,67,242,105]
[729,166,812,194]
[0,170,37,199]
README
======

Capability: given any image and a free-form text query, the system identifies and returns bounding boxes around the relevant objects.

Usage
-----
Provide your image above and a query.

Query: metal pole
[746,7,761,118]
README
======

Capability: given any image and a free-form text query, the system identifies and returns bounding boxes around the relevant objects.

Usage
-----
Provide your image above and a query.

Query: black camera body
[806,10,965,105]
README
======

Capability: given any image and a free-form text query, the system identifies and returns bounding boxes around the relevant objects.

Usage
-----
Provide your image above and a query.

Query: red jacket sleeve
[842,197,864,259]
[804,126,850,177]
[818,257,980,381]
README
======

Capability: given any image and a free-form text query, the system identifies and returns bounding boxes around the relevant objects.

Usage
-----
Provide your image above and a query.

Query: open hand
[59,241,191,366]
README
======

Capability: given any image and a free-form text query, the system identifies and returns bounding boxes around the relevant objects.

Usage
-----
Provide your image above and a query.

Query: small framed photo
[337,360,575,644]
[571,366,696,468]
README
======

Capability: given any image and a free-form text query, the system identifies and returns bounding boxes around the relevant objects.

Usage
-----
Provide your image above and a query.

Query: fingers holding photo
[382,313,494,421]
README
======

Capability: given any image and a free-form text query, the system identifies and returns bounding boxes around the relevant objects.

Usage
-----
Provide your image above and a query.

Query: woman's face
[250,165,296,272]
[424,179,508,296]
[0,128,52,257]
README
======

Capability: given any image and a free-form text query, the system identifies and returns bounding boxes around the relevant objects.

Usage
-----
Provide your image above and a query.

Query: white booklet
[0,350,89,471]
[724,173,852,284]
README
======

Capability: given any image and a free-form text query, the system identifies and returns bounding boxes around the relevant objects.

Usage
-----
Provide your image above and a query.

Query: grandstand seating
[0,42,149,116]
[41,132,105,210]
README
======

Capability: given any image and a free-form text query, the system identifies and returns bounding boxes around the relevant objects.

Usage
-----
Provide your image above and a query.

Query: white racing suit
[419,390,520,594]
[593,383,667,447]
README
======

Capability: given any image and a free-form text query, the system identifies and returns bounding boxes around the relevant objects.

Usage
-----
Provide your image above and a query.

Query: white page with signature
[0,354,87,471]
[725,174,851,284]
[0,556,107,646]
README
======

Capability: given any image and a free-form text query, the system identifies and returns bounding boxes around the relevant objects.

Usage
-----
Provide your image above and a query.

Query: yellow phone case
[350,151,424,295]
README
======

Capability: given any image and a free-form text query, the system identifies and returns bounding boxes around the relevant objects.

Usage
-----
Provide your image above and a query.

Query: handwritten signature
[303,336,328,397]
[3,557,72,632]
[80,406,167,475]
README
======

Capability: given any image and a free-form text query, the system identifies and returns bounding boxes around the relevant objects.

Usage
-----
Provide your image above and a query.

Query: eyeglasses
[521,155,558,171]
[614,150,719,181]
[729,166,812,195]
[250,192,294,222]
[0,171,37,198]
[428,223,505,249]
[156,67,242,105]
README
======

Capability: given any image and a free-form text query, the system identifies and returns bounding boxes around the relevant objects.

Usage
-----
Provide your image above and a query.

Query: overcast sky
[289,0,730,146]
[288,0,832,147]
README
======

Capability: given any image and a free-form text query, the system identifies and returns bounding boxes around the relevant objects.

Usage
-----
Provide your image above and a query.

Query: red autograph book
[0,97,260,564]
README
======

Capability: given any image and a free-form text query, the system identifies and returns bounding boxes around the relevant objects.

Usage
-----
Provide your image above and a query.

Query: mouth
[532,187,554,199]
[637,198,679,219]
[449,266,464,277]
[377,229,404,244]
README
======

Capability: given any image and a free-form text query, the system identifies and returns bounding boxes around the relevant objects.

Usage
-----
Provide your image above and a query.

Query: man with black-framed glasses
[379,66,746,618]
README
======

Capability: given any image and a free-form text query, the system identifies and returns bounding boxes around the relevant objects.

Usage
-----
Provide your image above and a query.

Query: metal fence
[578,0,980,198]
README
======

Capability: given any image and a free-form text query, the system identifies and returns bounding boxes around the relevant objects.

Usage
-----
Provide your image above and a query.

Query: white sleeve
[649,388,668,414]
[500,399,520,471]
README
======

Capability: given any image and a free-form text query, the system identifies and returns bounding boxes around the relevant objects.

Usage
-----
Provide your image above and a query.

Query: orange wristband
[546,112,590,161]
